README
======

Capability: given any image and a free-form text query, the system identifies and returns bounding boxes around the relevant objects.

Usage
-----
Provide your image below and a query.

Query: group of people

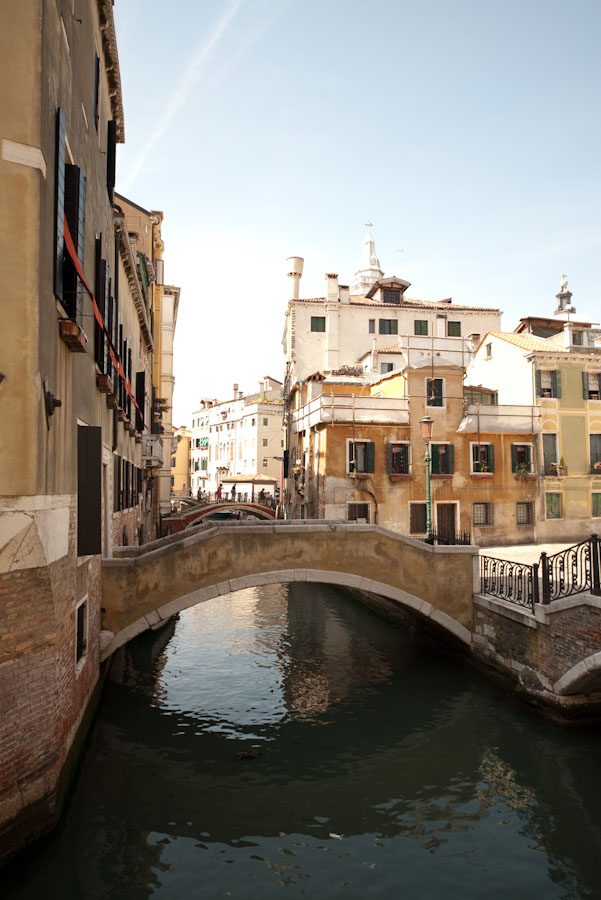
[195,485,275,507]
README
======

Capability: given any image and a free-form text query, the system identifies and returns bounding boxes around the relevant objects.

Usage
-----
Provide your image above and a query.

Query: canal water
[5,582,601,899]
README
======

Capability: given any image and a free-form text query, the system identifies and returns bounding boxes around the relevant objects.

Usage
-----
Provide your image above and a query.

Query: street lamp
[420,414,433,541]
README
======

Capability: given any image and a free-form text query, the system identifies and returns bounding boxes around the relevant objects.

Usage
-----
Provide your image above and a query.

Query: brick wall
[0,497,101,865]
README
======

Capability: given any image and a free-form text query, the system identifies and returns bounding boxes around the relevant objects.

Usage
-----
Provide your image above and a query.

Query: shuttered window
[348,440,375,474]
[379,319,398,335]
[387,443,410,475]
[536,370,562,398]
[471,443,494,473]
[426,378,444,407]
[77,426,101,556]
[409,503,427,534]
[348,502,370,522]
[431,443,454,475]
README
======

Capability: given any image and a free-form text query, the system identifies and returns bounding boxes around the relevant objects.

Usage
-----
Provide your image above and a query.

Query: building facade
[190,379,284,500]
[0,0,177,862]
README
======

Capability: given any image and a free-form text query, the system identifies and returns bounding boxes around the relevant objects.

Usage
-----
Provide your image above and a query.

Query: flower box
[117,408,127,422]
[389,475,411,482]
[106,393,118,409]
[96,373,112,393]
[59,319,87,352]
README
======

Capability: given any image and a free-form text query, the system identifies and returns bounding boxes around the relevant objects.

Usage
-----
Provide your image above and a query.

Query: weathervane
[365,220,373,231]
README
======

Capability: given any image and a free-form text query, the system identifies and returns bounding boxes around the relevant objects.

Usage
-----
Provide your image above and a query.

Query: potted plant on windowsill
[514,463,535,480]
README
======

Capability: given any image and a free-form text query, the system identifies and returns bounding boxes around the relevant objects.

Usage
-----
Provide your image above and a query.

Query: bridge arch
[101,522,477,662]
[554,651,601,696]
[184,503,276,526]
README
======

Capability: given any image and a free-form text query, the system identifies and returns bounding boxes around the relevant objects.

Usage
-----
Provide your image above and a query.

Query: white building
[190,378,285,498]
[283,230,503,390]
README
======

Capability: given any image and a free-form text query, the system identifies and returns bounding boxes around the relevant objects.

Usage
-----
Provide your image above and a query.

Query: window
[409,502,427,534]
[77,426,101,555]
[382,289,400,304]
[542,433,558,475]
[591,434,601,471]
[471,442,494,473]
[263,458,268,468]
[431,443,454,475]
[464,387,498,405]
[583,373,601,400]
[516,501,534,525]
[511,444,534,474]
[426,378,444,407]
[485,342,492,359]
[473,502,493,526]
[311,316,326,332]
[572,330,584,346]
[368,319,375,334]
[348,502,370,523]
[447,321,461,337]
[387,442,410,475]
[262,438,268,446]
[93,54,100,132]
[347,440,375,474]
[536,370,561,398]
[263,418,268,426]
[200,458,208,471]
[379,319,398,335]
[380,362,393,374]
[171,457,176,467]
[546,493,562,519]
[414,320,428,336]
[76,598,88,665]
[593,494,601,517]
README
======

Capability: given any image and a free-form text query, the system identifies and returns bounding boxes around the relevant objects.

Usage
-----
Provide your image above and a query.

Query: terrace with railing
[290,393,409,433]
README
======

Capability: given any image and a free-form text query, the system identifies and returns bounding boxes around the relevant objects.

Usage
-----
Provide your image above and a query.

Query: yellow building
[171,426,191,497]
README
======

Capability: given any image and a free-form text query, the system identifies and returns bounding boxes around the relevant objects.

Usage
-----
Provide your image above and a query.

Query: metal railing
[424,529,471,546]
[480,534,601,610]
[540,534,601,602]
[480,556,539,611]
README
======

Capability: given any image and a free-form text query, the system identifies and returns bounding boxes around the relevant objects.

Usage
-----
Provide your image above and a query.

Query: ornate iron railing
[479,556,539,611]
[540,534,601,603]
[480,534,601,610]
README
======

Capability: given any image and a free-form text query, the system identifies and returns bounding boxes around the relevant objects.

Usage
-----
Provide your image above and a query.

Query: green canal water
[5,582,601,899]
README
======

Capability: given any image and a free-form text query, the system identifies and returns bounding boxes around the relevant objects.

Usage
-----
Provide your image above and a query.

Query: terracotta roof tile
[490,332,568,352]
[296,296,499,312]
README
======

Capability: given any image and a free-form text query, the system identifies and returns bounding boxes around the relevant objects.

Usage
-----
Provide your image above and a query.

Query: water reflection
[4,582,601,899]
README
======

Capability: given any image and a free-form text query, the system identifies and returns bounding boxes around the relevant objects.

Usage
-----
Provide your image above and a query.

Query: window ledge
[514,474,536,481]
[431,474,453,479]
[389,474,411,482]
[471,472,494,478]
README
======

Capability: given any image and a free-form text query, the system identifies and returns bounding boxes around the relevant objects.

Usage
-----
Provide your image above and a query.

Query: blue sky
[113,0,601,425]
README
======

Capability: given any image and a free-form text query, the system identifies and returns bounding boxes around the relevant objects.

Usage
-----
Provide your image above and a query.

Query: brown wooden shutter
[77,425,102,556]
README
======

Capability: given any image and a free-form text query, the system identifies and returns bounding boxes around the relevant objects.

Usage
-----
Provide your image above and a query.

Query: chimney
[339,284,350,304]
[287,256,304,300]
[233,383,238,397]
[325,273,339,303]
[238,391,243,400]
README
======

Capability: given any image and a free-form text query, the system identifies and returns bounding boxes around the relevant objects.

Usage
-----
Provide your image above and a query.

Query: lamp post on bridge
[420,414,433,542]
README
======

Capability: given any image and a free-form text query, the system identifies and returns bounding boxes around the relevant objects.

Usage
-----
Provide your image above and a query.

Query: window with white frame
[583,373,600,400]
[347,440,375,474]
[471,442,494,473]
[536,370,561,398]
[511,443,534,474]
[431,443,454,475]
[380,362,394,374]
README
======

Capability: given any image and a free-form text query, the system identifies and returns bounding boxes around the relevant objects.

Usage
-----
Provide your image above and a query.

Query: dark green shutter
[93,54,100,131]
[136,371,145,431]
[54,109,66,300]
[583,372,589,398]
[552,370,562,398]
[431,443,440,475]
[365,442,375,473]
[511,444,518,472]
[535,370,542,397]
[106,119,116,202]
[94,239,106,370]
[487,444,494,471]
[391,320,398,335]
[447,444,454,474]
[386,443,392,474]
[77,426,102,556]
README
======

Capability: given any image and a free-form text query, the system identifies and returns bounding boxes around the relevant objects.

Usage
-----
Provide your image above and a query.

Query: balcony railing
[591,463,601,475]
[290,394,409,433]
[458,404,541,435]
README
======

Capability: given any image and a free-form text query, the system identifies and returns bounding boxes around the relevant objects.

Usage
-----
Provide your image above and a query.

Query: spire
[350,224,384,295]
[554,271,576,316]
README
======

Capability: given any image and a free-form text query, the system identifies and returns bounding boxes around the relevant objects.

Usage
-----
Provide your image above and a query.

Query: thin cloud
[122,0,245,191]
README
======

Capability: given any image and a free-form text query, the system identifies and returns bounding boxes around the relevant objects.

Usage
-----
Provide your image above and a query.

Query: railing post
[540,551,551,604]
[591,533,601,597]
[532,561,539,609]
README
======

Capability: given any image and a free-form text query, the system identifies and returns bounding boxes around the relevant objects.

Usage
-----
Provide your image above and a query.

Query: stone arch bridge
[101,521,601,717]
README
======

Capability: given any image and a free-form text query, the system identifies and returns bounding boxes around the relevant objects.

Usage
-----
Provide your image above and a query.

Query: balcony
[457,404,541,434]
[290,394,409,433]
[141,434,164,468]
[591,463,601,476]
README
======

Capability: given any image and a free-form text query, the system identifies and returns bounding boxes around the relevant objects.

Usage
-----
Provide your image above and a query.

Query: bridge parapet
[102,521,478,660]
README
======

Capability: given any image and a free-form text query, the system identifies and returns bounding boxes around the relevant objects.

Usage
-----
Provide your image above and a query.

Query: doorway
[436,502,457,540]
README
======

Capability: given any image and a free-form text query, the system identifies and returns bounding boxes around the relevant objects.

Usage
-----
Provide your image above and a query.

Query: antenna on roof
[365,220,373,230]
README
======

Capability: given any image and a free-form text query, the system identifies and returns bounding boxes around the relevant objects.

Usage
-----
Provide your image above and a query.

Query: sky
[112,0,601,426]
